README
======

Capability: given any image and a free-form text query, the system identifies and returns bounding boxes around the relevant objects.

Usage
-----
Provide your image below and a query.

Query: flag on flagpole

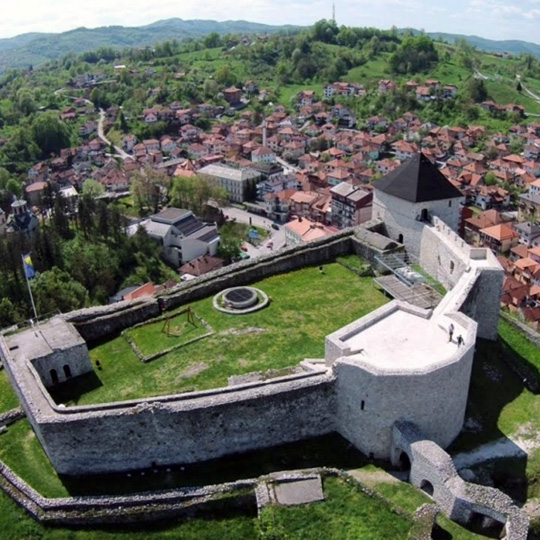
[23,253,35,279]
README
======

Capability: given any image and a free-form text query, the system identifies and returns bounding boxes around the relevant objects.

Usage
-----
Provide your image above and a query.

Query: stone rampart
[330,303,477,459]
[421,218,503,340]
[10,351,336,475]
[392,421,529,540]
[64,227,404,344]
[0,456,257,525]
[0,408,24,429]
[65,298,160,343]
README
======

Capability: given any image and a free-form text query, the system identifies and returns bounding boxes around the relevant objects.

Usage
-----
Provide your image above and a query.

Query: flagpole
[22,254,38,322]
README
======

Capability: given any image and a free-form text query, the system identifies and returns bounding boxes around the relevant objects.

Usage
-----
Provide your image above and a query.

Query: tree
[52,197,72,239]
[6,178,22,199]
[82,179,105,198]
[0,168,10,190]
[31,112,71,158]
[389,35,438,74]
[217,223,243,262]
[130,167,166,215]
[484,172,498,186]
[0,297,21,327]
[203,32,222,49]
[32,267,88,315]
[170,175,227,216]
[466,78,488,103]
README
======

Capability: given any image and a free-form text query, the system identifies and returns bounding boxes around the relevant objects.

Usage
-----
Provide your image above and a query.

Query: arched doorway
[420,208,429,222]
[63,364,72,379]
[420,479,434,497]
[398,233,404,244]
[50,369,59,385]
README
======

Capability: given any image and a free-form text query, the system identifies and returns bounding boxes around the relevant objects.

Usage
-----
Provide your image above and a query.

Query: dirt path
[347,468,407,487]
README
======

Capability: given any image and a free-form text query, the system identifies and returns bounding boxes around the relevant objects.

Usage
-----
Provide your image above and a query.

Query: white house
[140,208,220,267]
[251,146,276,164]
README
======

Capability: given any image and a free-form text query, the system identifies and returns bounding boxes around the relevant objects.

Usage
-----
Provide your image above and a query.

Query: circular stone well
[213,286,269,315]
[223,287,258,309]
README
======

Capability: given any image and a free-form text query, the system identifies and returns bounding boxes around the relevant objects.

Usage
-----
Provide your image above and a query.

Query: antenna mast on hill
[332,2,336,23]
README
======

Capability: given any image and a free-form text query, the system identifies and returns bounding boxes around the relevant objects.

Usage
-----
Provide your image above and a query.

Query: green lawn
[258,476,413,540]
[0,370,19,414]
[75,262,387,405]
[125,309,211,358]
[449,318,540,505]
[276,82,325,106]
[0,420,68,498]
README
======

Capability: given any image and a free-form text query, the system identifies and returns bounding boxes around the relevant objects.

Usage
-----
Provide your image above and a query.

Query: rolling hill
[0,19,301,72]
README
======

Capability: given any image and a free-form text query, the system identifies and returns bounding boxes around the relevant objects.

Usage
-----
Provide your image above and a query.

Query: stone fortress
[0,154,528,537]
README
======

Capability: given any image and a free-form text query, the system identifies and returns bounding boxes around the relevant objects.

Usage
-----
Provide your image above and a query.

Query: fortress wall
[392,422,529,540]
[460,259,504,341]
[157,234,353,312]
[419,219,471,290]
[35,374,336,476]
[65,232,354,343]
[64,227,403,344]
[421,219,504,340]
[334,336,475,459]
[66,299,161,343]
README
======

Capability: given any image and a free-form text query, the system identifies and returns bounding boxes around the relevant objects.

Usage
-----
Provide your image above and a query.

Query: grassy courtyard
[67,261,388,405]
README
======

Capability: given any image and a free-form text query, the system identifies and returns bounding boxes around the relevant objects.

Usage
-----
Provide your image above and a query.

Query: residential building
[198,164,261,203]
[284,216,337,245]
[139,208,220,267]
[330,182,373,229]
[479,223,520,253]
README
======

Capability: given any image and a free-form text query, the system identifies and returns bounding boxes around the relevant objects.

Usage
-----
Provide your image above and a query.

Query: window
[448,200,452,207]
[450,260,455,273]
[398,234,403,243]
[50,369,59,385]
[63,364,72,379]
[361,400,365,411]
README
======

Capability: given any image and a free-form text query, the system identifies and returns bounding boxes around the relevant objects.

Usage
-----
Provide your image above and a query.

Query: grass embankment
[0,474,428,540]
[0,371,19,414]
[74,261,387,405]
[449,318,540,503]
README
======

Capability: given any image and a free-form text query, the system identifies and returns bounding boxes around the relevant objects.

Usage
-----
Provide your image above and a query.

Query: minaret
[262,120,267,148]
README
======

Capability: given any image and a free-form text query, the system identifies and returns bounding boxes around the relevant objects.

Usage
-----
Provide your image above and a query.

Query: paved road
[222,206,286,257]
[97,108,133,161]
[276,156,300,174]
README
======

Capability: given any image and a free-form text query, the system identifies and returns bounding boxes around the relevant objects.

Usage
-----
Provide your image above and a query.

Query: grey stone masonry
[392,421,529,540]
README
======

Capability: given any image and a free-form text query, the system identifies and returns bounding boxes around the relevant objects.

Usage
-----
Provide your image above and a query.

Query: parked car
[271,223,280,230]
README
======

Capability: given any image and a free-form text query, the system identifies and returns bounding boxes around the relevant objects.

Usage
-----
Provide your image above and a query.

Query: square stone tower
[372,153,464,257]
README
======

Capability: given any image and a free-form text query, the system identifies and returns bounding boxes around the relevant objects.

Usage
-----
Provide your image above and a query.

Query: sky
[0,0,539,44]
